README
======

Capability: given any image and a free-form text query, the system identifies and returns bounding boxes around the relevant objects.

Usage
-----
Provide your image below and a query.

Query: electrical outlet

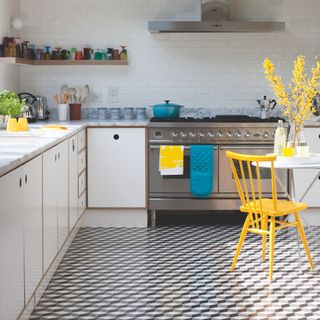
[108,87,119,103]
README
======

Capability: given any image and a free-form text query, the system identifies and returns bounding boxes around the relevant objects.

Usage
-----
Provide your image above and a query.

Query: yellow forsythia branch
[263,56,320,130]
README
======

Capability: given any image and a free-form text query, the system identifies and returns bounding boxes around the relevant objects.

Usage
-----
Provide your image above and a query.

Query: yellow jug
[6,118,18,132]
[17,118,29,131]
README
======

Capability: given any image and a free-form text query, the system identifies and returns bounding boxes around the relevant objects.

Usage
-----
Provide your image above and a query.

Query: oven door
[219,145,288,196]
[149,145,219,197]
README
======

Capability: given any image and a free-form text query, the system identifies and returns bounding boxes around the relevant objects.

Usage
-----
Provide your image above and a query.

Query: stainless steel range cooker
[148,116,288,223]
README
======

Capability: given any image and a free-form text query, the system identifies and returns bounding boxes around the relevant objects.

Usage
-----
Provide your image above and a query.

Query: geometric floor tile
[30,216,320,320]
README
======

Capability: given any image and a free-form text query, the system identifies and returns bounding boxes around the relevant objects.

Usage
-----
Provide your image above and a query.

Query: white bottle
[274,120,286,156]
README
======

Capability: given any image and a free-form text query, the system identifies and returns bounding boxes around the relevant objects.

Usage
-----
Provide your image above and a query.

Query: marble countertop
[1,116,320,178]
[0,120,148,177]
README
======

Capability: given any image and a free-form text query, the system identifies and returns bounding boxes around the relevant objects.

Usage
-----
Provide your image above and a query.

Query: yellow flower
[263,56,320,131]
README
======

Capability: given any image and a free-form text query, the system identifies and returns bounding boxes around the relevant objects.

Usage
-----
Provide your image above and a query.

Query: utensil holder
[69,103,81,120]
[58,104,69,121]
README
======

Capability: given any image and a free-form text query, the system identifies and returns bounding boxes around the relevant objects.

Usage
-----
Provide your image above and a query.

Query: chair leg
[231,215,250,272]
[269,217,276,281]
[294,212,314,270]
[261,215,267,262]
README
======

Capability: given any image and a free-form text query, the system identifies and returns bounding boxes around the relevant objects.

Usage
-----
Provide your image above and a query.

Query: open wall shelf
[0,57,128,66]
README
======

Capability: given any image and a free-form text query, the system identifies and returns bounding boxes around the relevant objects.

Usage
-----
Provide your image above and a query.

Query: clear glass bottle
[274,120,286,156]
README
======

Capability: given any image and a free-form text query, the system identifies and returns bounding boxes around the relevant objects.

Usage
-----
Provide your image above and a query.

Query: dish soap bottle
[274,120,286,156]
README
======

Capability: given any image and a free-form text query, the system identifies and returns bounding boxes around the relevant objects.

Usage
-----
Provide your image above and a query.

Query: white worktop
[0,120,148,177]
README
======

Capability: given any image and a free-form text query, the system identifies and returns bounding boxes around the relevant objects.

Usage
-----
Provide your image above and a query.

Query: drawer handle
[19,178,22,188]
[55,155,57,162]
[58,152,60,160]
[113,134,119,140]
[25,174,28,184]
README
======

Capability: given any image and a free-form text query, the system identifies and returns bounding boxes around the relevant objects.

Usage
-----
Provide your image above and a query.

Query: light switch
[108,87,119,103]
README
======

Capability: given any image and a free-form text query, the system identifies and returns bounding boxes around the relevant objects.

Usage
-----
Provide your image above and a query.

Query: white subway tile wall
[20,0,320,111]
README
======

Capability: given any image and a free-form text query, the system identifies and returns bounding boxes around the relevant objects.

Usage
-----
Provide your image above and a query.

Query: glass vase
[286,122,305,156]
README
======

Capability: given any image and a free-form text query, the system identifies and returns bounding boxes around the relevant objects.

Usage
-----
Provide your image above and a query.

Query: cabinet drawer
[77,130,86,152]
[78,149,86,174]
[78,171,86,197]
[78,191,86,216]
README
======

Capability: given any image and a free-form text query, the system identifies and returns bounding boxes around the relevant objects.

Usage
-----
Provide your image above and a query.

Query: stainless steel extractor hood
[148,0,285,33]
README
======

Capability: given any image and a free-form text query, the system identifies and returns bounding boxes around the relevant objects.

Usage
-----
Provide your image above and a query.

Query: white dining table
[257,155,320,271]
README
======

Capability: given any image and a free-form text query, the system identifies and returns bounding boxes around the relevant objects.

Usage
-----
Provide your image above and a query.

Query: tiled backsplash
[20,0,320,114]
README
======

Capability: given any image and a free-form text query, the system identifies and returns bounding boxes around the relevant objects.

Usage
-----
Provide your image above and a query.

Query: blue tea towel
[190,145,214,198]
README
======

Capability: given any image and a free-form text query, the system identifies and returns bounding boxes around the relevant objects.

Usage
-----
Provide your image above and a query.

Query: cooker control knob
[263,131,269,138]
[271,131,275,138]
[216,131,223,138]
[244,131,251,138]
[207,132,215,138]
[235,131,241,138]
[171,132,178,139]
[189,132,197,138]
[226,131,233,138]
[198,132,206,138]
[180,132,187,139]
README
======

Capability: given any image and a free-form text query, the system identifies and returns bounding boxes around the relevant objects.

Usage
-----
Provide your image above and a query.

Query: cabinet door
[69,135,78,231]
[88,128,146,208]
[43,147,58,272]
[0,167,24,320]
[294,128,320,206]
[23,156,43,303]
[57,140,69,249]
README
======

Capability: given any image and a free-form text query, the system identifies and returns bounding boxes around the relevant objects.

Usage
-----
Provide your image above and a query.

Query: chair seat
[240,198,308,216]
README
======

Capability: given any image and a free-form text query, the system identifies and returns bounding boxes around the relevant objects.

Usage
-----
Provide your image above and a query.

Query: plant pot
[0,115,9,130]
[69,103,81,121]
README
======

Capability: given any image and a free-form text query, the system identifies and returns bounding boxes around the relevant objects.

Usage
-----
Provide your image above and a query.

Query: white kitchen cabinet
[43,140,69,272]
[294,128,320,206]
[88,128,146,208]
[0,166,24,320]
[78,129,86,151]
[69,135,78,231]
[57,141,69,249]
[23,156,43,304]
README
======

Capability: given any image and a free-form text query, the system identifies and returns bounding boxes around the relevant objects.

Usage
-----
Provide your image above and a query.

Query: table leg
[276,169,320,271]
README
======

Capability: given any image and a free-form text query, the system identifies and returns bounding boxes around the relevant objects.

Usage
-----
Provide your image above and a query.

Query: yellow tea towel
[159,146,184,175]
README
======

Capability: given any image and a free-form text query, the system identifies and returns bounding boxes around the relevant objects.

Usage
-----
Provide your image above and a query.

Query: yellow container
[17,118,29,131]
[6,118,18,132]
[282,147,295,157]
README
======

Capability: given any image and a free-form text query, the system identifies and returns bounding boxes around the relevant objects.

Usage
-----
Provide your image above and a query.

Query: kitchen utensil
[75,87,82,103]
[152,100,183,118]
[61,84,68,95]
[82,84,90,101]
[257,96,277,119]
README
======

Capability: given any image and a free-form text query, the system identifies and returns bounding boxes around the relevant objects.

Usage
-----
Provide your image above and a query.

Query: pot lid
[152,100,183,108]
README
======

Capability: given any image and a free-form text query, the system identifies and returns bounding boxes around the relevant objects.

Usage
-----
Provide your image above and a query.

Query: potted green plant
[0,90,25,129]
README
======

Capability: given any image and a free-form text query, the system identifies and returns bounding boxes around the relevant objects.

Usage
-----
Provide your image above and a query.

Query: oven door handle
[220,146,274,150]
[149,146,218,150]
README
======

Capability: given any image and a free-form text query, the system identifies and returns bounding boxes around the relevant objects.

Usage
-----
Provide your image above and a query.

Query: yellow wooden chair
[226,151,313,280]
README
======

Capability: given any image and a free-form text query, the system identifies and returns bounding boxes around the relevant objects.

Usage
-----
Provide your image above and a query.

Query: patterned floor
[30,214,320,320]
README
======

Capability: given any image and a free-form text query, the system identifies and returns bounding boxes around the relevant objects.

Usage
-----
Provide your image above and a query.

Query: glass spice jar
[120,46,127,60]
